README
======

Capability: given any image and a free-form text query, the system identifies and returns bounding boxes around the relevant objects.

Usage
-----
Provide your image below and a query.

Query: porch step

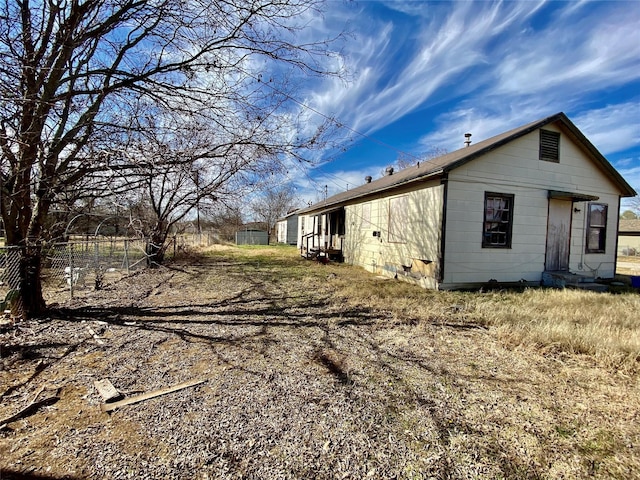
[542,271,605,290]
[565,282,608,292]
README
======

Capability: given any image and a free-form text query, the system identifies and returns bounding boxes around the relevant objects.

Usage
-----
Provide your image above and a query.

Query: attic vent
[365,175,372,183]
[539,129,560,163]
[385,166,394,176]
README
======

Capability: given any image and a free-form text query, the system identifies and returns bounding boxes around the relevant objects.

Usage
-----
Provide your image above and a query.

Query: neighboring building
[275,211,299,245]
[297,113,637,289]
[236,229,269,245]
[618,219,640,256]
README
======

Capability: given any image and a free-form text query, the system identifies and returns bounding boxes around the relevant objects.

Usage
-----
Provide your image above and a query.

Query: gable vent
[539,129,560,163]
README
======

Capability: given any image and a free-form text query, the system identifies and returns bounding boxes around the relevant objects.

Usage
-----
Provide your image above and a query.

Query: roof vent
[385,166,394,176]
[464,133,472,147]
[365,175,372,183]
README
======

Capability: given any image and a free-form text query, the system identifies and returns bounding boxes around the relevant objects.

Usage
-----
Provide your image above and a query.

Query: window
[388,196,408,243]
[362,203,371,226]
[586,203,607,253]
[539,129,560,163]
[482,193,514,248]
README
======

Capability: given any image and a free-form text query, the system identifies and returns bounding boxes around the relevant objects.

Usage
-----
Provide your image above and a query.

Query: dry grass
[219,245,640,372]
[309,253,640,374]
[616,255,640,275]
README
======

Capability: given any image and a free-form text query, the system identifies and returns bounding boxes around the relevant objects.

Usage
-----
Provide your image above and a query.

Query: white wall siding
[344,182,444,288]
[442,124,622,287]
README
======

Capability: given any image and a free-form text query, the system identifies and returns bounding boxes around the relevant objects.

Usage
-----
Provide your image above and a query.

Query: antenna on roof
[464,133,472,147]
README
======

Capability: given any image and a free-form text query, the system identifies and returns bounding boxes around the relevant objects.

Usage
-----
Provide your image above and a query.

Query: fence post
[94,238,101,289]
[124,238,130,275]
[68,243,74,298]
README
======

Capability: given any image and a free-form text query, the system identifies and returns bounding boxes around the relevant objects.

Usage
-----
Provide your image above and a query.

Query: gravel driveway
[1,251,638,479]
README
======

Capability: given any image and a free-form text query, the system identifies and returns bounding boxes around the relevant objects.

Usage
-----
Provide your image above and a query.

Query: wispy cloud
[573,102,640,155]
[305,1,639,150]
[283,1,640,203]
[294,166,380,204]
[492,5,640,97]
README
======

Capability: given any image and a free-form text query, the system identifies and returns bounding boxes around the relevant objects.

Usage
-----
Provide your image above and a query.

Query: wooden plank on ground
[86,326,105,345]
[93,379,121,402]
[100,378,206,413]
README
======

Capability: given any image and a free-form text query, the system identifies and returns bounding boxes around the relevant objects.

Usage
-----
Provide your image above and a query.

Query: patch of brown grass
[325,264,640,373]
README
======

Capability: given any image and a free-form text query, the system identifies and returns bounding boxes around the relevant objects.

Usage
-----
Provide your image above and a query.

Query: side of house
[441,123,624,288]
[342,181,444,288]
[276,213,299,245]
[296,113,636,290]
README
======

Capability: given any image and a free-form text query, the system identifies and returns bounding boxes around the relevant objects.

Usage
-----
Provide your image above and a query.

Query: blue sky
[282,0,640,209]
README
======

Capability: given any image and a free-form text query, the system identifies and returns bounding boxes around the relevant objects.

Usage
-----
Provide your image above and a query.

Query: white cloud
[302,1,552,136]
[492,7,640,97]
[281,1,640,202]
[302,1,639,144]
[617,164,640,195]
[293,165,387,205]
[573,102,640,155]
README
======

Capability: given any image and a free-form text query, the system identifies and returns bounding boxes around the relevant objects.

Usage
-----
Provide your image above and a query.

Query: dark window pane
[483,193,514,248]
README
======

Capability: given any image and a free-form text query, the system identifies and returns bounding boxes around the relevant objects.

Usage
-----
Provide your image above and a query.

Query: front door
[545,199,572,271]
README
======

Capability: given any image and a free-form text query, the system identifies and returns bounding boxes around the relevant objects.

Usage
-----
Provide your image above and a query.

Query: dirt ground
[1,248,638,479]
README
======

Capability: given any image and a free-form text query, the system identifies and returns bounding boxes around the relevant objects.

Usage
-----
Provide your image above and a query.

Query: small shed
[618,219,640,256]
[236,229,269,245]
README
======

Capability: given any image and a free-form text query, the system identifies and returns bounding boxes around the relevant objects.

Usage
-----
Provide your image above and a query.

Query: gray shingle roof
[298,112,636,215]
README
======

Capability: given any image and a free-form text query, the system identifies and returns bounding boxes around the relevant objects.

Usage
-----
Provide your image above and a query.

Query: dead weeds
[0,245,638,479]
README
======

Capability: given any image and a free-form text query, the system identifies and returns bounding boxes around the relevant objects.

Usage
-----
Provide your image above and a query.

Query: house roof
[619,219,640,234]
[276,209,300,223]
[298,112,637,215]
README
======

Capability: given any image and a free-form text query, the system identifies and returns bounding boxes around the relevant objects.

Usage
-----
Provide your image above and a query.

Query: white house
[297,113,637,289]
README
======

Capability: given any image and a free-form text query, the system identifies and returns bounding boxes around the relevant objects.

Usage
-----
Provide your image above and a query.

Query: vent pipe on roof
[464,133,472,147]
[385,166,394,176]
[365,175,372,183]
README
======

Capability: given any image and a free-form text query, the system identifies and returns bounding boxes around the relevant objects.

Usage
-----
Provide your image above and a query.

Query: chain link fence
[43,238,149,296]
[0,238,151,313]
[0,247,24,316]
[0,232,226,315]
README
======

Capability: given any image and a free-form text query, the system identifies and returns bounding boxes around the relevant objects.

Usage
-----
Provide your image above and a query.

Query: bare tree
[395,146,448,170]
[204,203,245,243]
[251,184,298,241]
[627,195,640,217]
[0,0,342,317]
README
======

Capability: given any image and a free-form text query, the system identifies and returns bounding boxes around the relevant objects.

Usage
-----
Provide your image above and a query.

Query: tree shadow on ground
[0,470,79,480]
[13,257,549,479]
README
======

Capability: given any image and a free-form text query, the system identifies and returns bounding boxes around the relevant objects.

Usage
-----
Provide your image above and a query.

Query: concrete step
[565,282,608,292]
[542,271,598,288]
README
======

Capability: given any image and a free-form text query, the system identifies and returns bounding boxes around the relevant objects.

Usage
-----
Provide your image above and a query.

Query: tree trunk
[12,245,47,318]
[146,230,169,267]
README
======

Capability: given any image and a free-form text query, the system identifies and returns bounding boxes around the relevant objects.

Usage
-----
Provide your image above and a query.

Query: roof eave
[297,169,445,215]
